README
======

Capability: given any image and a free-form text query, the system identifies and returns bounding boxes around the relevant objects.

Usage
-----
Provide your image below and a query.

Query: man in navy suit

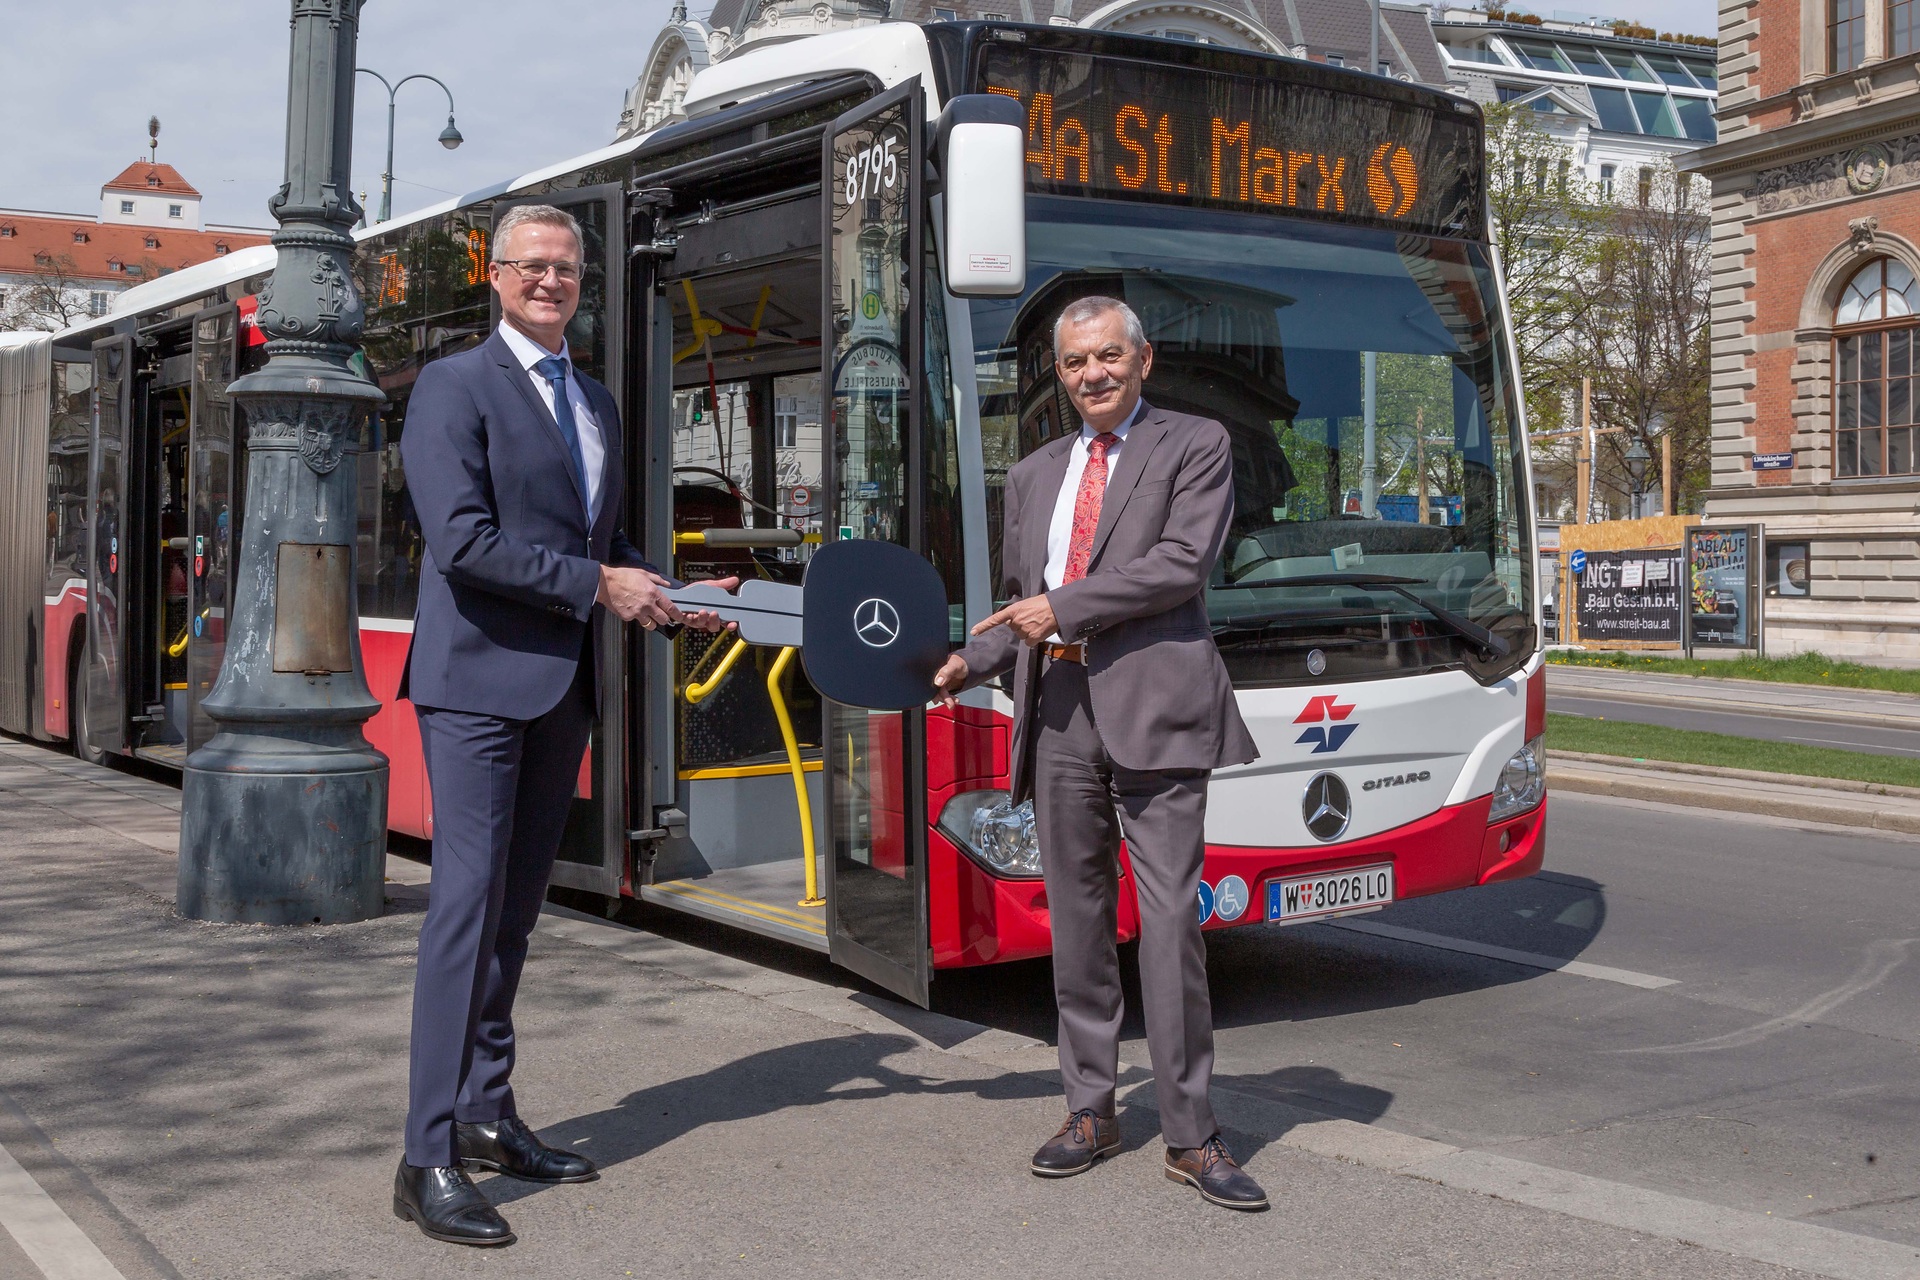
[391,204,731,1247]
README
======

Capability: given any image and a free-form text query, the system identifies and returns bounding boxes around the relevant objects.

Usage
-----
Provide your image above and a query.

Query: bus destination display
[981,46,1481,237]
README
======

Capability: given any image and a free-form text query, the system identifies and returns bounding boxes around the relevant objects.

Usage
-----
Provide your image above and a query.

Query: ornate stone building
[1684,0,1920,658]
[614,0,1448,140]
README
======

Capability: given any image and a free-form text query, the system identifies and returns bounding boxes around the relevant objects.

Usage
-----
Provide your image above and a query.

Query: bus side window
[354,211,495,621]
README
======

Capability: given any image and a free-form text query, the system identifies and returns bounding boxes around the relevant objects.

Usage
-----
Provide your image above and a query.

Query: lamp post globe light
[177,0,388,924]
[357,66,461,223]
[1624,437,1652,519]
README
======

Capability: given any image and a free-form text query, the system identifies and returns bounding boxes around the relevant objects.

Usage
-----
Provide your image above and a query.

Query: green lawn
[1547,648,1920,696]
[1546,711,1920,789]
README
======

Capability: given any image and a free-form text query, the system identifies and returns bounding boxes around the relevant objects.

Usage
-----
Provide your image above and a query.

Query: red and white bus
[0,22,1545,1006]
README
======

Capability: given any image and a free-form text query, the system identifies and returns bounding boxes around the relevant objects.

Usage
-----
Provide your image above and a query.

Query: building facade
[0,162,269,332]
[614,0,1449,139]
[1685,0,1920,659]
[1433,10,1719,187]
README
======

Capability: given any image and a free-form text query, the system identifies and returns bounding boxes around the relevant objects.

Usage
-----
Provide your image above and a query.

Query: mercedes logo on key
[853,597,901,648]
[1302,772,1351,842]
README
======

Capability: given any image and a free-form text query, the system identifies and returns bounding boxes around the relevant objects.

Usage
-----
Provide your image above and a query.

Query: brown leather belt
[1042,641,1087,665]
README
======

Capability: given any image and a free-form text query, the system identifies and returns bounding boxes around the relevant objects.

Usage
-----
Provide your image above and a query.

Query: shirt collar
[497,321,568,373]
[1079,397,1146,445]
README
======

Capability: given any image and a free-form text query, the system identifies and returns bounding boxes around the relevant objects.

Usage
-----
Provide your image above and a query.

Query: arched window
[1834,258,1920,477]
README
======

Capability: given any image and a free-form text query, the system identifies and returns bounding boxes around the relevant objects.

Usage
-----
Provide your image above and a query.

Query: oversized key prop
[663,539,951,711]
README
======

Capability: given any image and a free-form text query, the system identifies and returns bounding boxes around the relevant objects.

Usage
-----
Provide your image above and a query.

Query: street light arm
[392,72,457,116]
[354,65,395,100]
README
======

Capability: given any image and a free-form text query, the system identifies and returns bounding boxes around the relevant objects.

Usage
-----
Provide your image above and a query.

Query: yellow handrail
[684,636,750,705]
[767,645,822,907]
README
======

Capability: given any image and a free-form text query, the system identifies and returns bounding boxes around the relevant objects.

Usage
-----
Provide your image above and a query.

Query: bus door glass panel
[46,357,93,737]
[488,185,625,894]
[822,80,932,1007]
[187,304,237,753]
[148,350,191,747]
[84,336,132,756]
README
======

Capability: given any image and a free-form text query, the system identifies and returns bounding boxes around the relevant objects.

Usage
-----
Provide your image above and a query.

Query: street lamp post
[1624,437,1652,519]
[178,0,388,924]
[356,67,462,223]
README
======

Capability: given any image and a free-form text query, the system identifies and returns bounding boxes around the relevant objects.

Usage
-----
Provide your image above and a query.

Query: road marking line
[0,1140,127,1280]
[1616,938,1915,1054]
[1323,919,1680,989]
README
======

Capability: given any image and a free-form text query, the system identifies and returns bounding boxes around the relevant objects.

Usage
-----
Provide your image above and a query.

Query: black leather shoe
[1165,1134,1269,1211]
[457,1116,598,1184]
[392,1159,515,1246]
[1030,1109,1121,1177]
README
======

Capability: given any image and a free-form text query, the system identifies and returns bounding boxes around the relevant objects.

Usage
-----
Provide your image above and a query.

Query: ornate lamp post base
[176,0,389,924]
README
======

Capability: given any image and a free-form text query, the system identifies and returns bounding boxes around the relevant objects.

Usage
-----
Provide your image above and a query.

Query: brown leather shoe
[1165,1134,1268,1210]
[1030,1109,1121,1177]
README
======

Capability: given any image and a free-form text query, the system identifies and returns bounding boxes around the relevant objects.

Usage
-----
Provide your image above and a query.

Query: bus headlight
[937,790,1042,879]
[1488,734,1546,822]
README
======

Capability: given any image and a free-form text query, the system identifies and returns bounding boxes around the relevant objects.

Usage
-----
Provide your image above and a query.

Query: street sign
[1752,451,1794,471]
[1570,549,1587,575]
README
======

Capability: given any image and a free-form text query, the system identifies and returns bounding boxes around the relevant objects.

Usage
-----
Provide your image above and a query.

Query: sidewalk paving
[3,737,1914,1280]
[1547,663,1920,729]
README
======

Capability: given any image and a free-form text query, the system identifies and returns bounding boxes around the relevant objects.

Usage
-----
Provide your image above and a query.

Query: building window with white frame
[1834,258,1920,477]
[1831,0,1866,71]
[119,200,134,215]
[1598,163,1615,200]
[88,292,111,317]
[168,204,183,218]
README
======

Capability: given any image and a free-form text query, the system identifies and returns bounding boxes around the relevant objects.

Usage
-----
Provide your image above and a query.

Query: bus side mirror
[936,95,1026,298]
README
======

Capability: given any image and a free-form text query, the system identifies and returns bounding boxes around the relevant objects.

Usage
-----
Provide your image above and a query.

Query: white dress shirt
[1040,398,1145,643]
[497,321,607,521]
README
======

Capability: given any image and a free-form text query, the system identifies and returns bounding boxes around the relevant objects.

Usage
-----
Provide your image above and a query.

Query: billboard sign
[1574,548,1684,644]
[1686,525,1758,649]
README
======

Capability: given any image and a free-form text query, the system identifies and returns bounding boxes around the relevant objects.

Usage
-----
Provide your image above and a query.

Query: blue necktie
[534,354,589,512]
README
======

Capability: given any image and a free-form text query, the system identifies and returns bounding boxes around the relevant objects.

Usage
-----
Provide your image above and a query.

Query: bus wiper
[1216,572,1511,659]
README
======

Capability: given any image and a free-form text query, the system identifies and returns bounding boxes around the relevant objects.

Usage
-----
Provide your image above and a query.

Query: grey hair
[1052,295,1146,356]
[492,204,584,261]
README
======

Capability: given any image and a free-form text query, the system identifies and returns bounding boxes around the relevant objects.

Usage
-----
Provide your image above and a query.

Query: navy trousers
[403,660,594,1168]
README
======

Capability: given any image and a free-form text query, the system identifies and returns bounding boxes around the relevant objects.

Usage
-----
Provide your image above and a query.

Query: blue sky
[2,1,1718,230]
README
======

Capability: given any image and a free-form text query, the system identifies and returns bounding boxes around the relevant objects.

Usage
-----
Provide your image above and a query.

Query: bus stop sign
[802,540,949,710]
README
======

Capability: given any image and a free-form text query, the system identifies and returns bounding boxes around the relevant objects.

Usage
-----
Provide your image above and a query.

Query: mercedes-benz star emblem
[854,597,901,648]
[1302,772,1351,842]
[1306,648,1327,676]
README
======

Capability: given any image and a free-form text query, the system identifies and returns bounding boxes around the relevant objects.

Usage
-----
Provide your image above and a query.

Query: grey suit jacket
[957,400,1258,803]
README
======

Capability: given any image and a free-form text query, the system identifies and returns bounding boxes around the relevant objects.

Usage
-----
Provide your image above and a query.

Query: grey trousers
[1032,658,1218,1149]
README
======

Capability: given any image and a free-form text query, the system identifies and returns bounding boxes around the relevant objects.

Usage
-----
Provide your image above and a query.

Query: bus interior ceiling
[643,190,831,939]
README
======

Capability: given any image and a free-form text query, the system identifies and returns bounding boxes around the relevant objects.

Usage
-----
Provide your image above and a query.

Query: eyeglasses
[495,259,583,283]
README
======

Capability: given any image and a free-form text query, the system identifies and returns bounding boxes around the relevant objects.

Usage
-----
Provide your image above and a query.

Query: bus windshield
[970,196,1535,686]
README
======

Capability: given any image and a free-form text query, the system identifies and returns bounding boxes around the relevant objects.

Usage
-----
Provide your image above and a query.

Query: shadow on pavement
[488,1032,1057,1206]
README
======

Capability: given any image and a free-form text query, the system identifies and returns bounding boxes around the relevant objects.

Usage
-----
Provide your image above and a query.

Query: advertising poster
[1574,548,1684,643]
[1687,526,1753,647]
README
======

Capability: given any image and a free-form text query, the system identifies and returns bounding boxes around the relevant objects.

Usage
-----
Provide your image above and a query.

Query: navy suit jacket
[398,329,658,720]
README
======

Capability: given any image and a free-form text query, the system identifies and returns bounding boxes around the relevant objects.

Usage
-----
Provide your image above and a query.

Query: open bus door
[820,80,934,1007]
[487,184,630,897]
[185,303,239,754]
[82,334,133,758]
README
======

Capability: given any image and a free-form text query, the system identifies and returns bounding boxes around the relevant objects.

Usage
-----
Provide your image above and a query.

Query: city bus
[0,21,1546,1007]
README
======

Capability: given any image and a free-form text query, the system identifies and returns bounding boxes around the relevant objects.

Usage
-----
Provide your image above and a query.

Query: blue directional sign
[1570,549,1587,575]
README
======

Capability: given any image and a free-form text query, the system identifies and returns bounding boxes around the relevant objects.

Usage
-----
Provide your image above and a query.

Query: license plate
[1266,863,1394,924]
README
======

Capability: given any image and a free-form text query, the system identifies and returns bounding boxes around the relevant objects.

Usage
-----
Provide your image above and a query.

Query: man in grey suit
[933,295,1265,1210]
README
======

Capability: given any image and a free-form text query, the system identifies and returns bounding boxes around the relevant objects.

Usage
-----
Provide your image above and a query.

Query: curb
[1549,749,1920,798]
[1547,754,1920,836]
[1546,673,1920,731]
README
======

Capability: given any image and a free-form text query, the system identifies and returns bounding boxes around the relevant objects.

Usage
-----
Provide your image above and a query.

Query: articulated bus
[0,23,1545,1006]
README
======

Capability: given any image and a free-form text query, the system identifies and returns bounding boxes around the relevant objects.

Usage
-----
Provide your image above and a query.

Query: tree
[1572,164,1712,517]
[1,253,95,332]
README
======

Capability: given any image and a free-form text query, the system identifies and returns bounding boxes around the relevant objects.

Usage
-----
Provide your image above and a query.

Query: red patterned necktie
[1062,432,1119,584]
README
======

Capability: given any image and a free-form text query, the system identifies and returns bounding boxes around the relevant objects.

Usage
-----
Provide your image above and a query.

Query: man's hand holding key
[598,566,739,633]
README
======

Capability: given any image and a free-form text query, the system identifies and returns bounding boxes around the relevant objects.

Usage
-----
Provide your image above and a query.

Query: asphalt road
[644,791,1920,1253]
[1549,691,1920,757]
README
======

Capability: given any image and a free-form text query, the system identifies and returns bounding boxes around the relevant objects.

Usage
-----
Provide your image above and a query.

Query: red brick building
[0,162,269,330]
[1685,0,1920,658]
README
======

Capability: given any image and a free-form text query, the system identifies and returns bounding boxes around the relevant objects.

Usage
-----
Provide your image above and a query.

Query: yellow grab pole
[767,646,823,907]
[684,636,750,705]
